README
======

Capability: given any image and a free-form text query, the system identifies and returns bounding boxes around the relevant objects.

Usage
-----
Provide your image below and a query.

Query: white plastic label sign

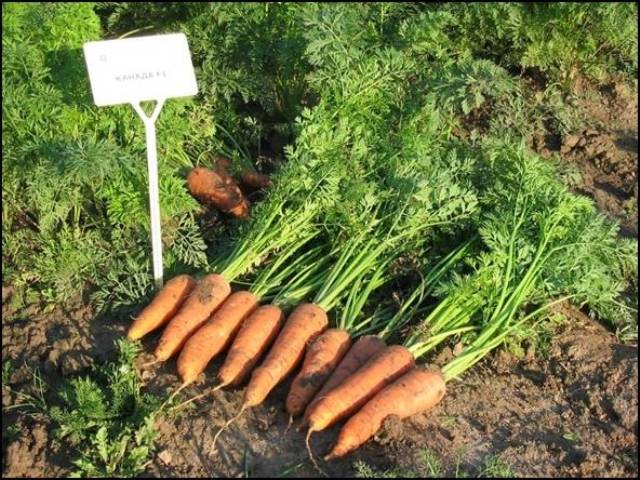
[83,33,198,106]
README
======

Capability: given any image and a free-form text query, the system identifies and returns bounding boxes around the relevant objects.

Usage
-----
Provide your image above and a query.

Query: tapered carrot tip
[324,451,338,462]
[296,419,307,433]
[228,198,250,218]
[243,368,271,407]
[324,435,353,461]
[284,415,294,434]
[127,274,196,341]
[211,406,246,454]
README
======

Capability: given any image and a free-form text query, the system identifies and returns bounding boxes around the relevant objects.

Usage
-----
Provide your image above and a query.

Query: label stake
[83,33,198,290]
[132,99,166,288]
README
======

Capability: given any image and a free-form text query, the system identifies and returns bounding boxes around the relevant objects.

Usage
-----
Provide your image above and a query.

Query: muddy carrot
[303,335,386,424]
[127,274,196,341]
[176,291,258,386]
[154,274,231,361]
[286,328,352,418]
[187,167,249,218]
[325,368,446,460]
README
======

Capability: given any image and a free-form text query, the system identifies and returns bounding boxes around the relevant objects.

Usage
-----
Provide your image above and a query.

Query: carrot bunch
[124,139,627,465]
[122,14,631,464]
[323,140,633,461]
[199,245,330,395]
[298,242,472,455]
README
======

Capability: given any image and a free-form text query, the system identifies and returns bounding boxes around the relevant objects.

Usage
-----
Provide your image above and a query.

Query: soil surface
[533,78,638,238]
[2,292,638,478]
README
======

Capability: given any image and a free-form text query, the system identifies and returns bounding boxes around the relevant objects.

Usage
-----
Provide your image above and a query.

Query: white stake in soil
[83,33,198,288]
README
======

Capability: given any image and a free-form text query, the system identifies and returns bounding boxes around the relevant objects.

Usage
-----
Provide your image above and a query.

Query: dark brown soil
[2,290,638,478]
[534,79,638,238]
[2,287,125,478]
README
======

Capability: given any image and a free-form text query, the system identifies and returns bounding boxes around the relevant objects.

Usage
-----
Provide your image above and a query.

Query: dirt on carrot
[187,167,250,218]
[325,367,446,460]
[286,328,352,418]
[244,303,328,408]
[306,345,416,434]
[154,274,231,361]
[303,335,387,424]
[177,290,258,386]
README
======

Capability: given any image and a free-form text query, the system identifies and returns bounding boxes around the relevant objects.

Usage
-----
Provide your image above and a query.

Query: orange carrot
[176,291,258,386]
[286,329,352,418]
[244,303,328,408]
[303,335,386,424]
[154,274,231,361]
[306,345,415,434]
[187,167,249,218]
[127,274,196,341]
[211,303,328,453]
[227,201,250,218]
[217,304,284,388]
[325,368,446,460]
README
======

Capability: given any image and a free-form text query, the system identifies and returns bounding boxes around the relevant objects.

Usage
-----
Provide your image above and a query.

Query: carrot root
[169,389,210,413]
[140,359,161,368]
[286,328,352,418]
[187,167,249,218]
[158,383,189,413]
[154,274,231,362]
[127,274,196,341]
[217,305,284,388]
[303,335,386,425]
[284,415,294,434]
[305,430,327,477]
[177,290,257,385]
[244,303,328,407]
[211,405,247,455]
[210,383,225,394]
